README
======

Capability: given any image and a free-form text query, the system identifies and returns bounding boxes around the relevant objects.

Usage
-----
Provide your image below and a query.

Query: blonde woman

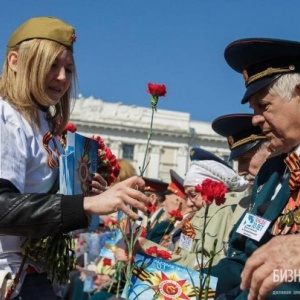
[0,17,148,299]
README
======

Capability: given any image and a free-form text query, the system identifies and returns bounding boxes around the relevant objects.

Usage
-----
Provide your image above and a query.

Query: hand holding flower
[83,176,150,221]
[120,83,167,298]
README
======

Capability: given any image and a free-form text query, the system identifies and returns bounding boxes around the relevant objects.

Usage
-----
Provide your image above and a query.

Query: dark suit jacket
[211,154,300,299]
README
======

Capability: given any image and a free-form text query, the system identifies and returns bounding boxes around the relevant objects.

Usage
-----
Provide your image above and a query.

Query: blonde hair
[0,39,77,134]
[112,159,137,184]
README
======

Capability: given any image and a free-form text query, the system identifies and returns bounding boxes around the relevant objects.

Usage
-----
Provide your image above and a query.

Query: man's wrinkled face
[236,143,270,185]
[162,193,181,213]
[250,87,300,153]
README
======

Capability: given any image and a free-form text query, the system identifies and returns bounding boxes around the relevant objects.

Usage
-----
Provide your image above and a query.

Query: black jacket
[0,179,88,238]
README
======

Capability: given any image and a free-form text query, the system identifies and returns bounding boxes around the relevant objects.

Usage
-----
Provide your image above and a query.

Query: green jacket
[211,154,300,299]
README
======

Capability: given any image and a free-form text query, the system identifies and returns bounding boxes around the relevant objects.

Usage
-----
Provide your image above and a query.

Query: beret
[7,16,76,51]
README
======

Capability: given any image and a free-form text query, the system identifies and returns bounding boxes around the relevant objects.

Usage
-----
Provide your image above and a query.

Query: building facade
[70,95,231,182]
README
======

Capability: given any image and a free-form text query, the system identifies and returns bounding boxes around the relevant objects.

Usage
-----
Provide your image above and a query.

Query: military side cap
[212,113,267,161]
[167,169,186,200]
[224,38,300,104]
[7,16,76,51]
[189,147,232,169]
[143,177,168,194]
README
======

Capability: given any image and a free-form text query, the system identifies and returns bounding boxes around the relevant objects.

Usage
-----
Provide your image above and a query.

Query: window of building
[160,147,176,180]
[122,144,134,160]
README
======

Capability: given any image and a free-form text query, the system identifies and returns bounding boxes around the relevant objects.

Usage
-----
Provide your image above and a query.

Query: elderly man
[142,177,168,228]
[212,113,271,231]
[212,38,300,300]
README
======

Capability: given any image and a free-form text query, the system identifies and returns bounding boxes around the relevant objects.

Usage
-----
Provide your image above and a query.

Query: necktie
[284,152,300,191]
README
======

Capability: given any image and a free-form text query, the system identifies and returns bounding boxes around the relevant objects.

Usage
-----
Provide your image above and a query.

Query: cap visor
[241,74,281,104]
[229,140,261,161]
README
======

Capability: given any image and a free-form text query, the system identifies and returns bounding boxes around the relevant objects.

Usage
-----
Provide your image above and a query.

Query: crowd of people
[1,14,300,300]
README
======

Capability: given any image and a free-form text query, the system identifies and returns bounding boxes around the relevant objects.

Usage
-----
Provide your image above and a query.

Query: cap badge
[289,64,295,71]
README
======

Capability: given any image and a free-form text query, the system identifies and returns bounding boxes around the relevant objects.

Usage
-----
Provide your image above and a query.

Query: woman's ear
[7,51,18,72]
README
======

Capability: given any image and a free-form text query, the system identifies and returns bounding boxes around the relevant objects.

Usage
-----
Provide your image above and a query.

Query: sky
[1,0,300,123]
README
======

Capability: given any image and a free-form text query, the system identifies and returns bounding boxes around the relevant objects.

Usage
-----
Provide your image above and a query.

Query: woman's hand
[93,274,112,290]
[84,176,149,221]
[114,247,128,262]
[89,173,108,195]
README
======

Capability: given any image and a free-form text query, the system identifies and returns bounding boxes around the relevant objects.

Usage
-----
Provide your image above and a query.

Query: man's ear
[7,51,18,72]
[295,82,300,97]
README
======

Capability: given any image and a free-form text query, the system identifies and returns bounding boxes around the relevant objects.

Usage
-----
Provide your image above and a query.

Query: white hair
[269,73,300,101]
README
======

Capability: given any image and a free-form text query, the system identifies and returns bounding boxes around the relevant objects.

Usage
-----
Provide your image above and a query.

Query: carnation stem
[139,105,155,177]
[124,219,137,299]
[199,205,209,299]
[204,239,217,300]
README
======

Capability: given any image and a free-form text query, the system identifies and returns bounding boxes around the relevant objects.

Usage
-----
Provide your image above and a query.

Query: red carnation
[156,249,172,261]
[147,205,157,213]
[169,210,183,222]
[145,246,158,256]
[147,83,167,109]
[147,83,167,97]
[59,123,78,149]
[195,179,227,206]
[145,246,171,261]
[65,123,77,133]
[139,227,147,238]
[103,258,112,266]
[104,218,118,228]
[91,135,121,186]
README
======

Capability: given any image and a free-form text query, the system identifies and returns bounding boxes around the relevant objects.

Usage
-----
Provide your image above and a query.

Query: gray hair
[269,73,300,101]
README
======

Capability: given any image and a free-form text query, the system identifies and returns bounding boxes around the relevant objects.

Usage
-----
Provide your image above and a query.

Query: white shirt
[0,98,62,297]
[270,146,300,201]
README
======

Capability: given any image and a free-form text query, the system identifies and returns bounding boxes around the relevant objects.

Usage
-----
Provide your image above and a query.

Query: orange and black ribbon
[272,152,300,235]
[43,131,59,169]
[284,152,300,191]
[181,213,196,239]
